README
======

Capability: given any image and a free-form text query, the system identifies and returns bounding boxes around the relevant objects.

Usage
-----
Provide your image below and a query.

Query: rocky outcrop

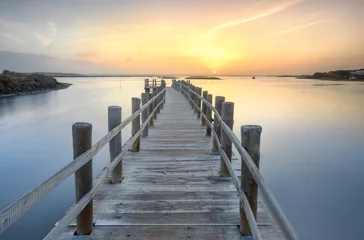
[0,70,71,96]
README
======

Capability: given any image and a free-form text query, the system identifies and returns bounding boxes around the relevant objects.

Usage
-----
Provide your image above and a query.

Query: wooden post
[132,98,141,152]
[155,87,160,114]
[148,93,154,126]
[212,96,225,153]
[205,94,212,136]
[201,91,208,126]
[196,87,202,118]
[190,85,194,109]
[157,87,161,113]
[153,90,157,120]
[220,102,234,177]
[239,125,262,236]
[108,106,122,183]
[193,86,198,113]
[141,93,148,137]
[73,122,93,235]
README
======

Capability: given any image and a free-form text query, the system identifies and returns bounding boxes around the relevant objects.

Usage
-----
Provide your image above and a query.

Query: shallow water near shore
[0,76,363,240]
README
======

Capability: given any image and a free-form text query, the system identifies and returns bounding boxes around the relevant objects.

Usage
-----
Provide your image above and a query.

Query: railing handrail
[173,80,299,240]
[44,95,165,239]
[0,87,166,235]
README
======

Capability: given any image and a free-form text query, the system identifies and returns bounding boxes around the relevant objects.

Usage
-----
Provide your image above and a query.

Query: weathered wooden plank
[60,226,246,240]
[57,87,284,240]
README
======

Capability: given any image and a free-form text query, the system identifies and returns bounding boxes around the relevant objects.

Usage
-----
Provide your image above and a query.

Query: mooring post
[239,125,262,236]
[193,86,198,113]
[108,106,122,183]
[220,102,234,177]
[201,91,208,126]
[156,87,160,114]
[196,87,202,118]
[73,122,93,235]
[132,98,141,152]
[141,93,149,137]
[190,85,194,109]
[148,93,154,126]
[153,89,157,120]
[212,96,225,153]
[205,94,213,136]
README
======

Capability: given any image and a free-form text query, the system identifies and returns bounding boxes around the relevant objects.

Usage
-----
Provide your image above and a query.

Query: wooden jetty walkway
[0,79,299,240]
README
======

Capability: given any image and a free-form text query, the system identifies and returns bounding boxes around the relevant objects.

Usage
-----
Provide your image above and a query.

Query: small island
[0,70,71,97]
[293,69,364,81]
[185,76,221,80]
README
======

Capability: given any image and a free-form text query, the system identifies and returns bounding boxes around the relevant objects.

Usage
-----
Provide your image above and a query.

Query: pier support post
[205,94,213,136]
[73,122,93,235]
[141,93,148,137]
[132,98,141,152]
[220,102,234,177]
[153,89,157,120]
[201,91,208,126]
[148,93,154,126]
[108,106,122,183]
[239,125,262,236]
[212,96,225,153]
[193,86,198,114]
[190,85,194,109]
[196,87,202,118]
[157,87,161,114]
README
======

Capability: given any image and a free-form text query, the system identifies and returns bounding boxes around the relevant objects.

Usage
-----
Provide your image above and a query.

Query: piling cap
[241,125,262,133]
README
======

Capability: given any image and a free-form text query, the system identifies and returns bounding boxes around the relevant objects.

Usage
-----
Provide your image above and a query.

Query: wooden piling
[212,96,225,153]
[132,98,141,152]
[205,94,213,136]
[201,91,208,126]
[141,93,149,137]
[220,102,234,177]
[153,90,157,120]
[158,87,161,113]
[72,122,93,235]
[196,87,202,118]
[108,106,122,183]
[148,93,154,126]
[239,125,262,236]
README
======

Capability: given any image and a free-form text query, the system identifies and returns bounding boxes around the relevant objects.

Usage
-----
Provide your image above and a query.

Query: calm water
[0,77,363,239]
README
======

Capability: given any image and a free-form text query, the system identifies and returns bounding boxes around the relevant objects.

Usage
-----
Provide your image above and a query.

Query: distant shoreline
[0,70,71,98]
[0,83,71,99]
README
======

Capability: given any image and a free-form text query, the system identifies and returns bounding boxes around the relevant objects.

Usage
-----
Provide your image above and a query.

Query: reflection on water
[0,77,363,239]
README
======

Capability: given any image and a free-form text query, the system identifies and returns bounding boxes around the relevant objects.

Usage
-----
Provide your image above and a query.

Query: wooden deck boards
[59,87,284,239]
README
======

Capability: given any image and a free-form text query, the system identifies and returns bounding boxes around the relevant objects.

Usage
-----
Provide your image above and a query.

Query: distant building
[349,70,364,80]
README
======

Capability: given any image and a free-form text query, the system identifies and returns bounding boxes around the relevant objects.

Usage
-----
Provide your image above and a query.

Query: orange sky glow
[0,0,363,74]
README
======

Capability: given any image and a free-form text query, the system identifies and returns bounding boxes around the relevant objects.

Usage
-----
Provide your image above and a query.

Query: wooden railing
[171,80,299,240]
[0,80,166,239]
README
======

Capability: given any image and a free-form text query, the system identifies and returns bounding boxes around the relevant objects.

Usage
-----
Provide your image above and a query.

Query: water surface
[0,76,363,239]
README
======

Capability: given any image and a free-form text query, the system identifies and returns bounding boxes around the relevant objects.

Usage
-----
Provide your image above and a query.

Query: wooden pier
[0,80,299,240]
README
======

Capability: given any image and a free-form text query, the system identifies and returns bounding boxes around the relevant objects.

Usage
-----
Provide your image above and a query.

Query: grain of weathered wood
[73,122,93,235]
[141,93,149,137]
[108,106,122,183]
[201,91,208,126]
[131,98,141,152]
[57,87,284,240]
[240,125,262,236]
[205,94,213,136]
[212,96,225,153]
[220,102,234,177]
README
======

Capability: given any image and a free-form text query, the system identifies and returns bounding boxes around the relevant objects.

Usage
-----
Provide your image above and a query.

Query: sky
[0,0,363,75]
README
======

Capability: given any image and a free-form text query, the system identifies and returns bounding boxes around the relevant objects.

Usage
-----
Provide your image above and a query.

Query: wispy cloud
[47,21,57,34]
[274,18,335,35]
[1,32,23,45]
[33,33,52,47]
[207,0,305,34]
